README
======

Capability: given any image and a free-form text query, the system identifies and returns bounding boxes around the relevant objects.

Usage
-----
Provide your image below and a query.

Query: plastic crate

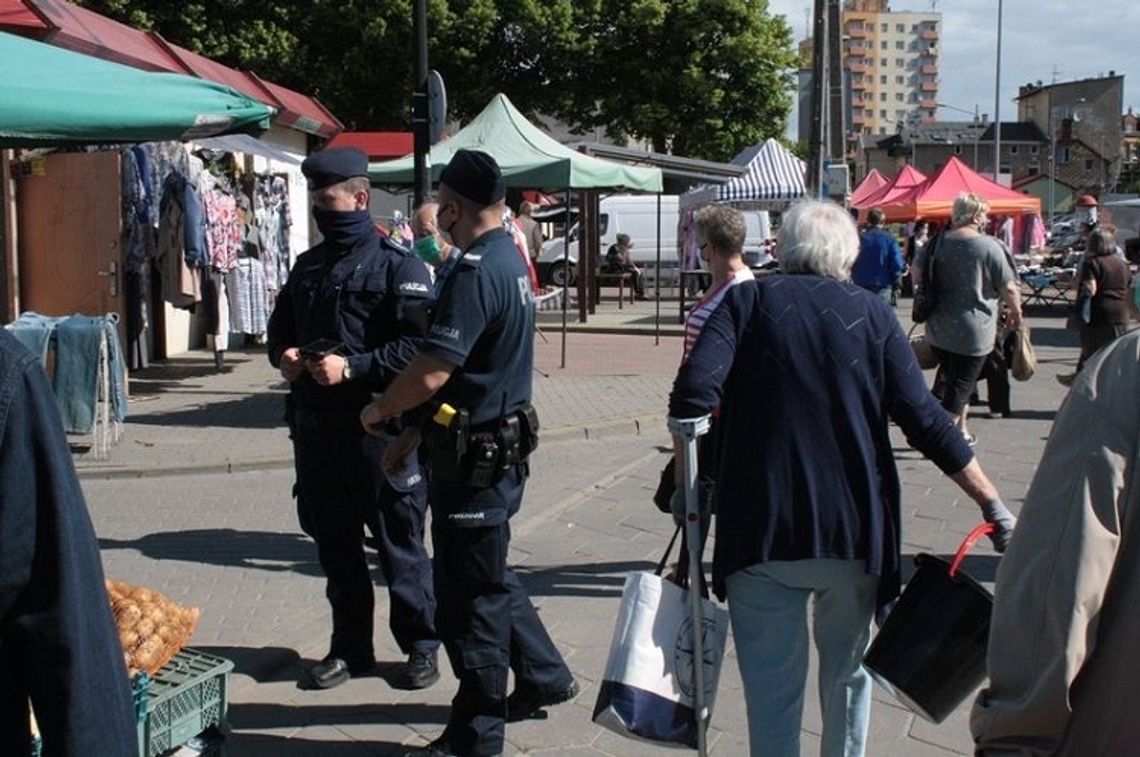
[136,648,234,757]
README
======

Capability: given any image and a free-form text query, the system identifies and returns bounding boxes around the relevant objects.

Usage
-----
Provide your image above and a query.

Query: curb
[76,414,668,480]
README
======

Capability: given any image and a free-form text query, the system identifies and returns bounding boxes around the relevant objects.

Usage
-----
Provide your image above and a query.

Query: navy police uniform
[420,151,573,756]
[267,148,439,675]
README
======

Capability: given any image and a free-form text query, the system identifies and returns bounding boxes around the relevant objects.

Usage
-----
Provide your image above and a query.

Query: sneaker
[399,649,440,690]
[506,679,580,721]
[1056,373,1076,387]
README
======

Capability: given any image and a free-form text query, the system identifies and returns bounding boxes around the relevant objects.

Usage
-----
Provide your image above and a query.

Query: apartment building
[843,0,940,138]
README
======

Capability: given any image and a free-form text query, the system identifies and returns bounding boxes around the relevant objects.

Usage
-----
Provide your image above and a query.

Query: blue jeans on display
[725,558,878,757]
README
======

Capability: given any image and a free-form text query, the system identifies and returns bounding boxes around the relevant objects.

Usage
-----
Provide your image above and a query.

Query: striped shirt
[682,267,755,362]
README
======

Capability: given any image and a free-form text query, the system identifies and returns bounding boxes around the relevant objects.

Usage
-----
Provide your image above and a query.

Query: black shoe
[399,649,440,690]
[306,656,374,690]
[506,679,580,721]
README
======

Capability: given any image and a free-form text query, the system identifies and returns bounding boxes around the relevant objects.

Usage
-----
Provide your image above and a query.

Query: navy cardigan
[669,275,972,605]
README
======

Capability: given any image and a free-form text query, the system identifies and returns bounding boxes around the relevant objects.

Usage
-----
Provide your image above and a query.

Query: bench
[593,272,635,308]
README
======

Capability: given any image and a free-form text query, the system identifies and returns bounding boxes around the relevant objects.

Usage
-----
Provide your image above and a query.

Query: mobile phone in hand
[299,338,343,360]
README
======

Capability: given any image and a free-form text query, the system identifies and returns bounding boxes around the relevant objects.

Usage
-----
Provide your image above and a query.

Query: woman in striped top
[683,206,755,362]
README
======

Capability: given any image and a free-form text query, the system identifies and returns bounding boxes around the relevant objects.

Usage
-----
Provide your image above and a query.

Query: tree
[74,0,796,161]
[541,0,798,161]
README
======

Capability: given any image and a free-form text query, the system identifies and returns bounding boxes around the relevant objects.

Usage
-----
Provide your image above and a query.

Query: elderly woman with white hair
[669,200,1017,757]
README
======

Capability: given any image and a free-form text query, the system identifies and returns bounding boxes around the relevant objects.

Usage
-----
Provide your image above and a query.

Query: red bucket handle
[948,523,996,579]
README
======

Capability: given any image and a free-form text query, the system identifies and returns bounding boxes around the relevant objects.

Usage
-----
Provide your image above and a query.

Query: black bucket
[863,523,995,723]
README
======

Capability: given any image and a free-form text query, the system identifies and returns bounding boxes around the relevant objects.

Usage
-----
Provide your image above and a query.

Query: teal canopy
[368,93,662,193]
[0,31,273,146]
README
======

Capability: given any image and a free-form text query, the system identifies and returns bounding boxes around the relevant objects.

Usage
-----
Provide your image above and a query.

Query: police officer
[361,150,577,757]
[267,147,441,692]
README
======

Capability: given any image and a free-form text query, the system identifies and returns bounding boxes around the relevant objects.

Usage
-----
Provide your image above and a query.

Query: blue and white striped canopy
[717,139,807,204]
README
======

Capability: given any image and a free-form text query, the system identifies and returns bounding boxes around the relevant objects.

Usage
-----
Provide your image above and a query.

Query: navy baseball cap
[439,149,505,204]
[301,147,369,190]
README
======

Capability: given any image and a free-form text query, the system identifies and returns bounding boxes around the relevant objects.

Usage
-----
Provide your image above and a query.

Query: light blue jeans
[725,559,878,757]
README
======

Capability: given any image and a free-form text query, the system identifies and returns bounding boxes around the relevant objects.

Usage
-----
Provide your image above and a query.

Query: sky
[767,0,1139,128]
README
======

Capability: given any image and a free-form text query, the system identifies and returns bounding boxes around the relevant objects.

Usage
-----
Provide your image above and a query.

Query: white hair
[776,200,860,280]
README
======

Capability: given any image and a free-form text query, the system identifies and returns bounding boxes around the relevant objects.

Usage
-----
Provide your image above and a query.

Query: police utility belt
[422,403,539,488]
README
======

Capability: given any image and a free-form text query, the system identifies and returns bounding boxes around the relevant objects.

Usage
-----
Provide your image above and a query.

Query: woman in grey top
[912,193,1022,444]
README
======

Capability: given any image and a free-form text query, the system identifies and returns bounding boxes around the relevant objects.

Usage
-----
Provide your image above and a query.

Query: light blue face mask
[413,235,444,265]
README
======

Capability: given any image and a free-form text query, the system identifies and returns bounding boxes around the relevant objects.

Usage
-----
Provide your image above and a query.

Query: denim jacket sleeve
[0,331,137,755]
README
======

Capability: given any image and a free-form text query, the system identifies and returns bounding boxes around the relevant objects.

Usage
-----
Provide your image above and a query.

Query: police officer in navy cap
[267,146,442,692]
[361,149,577,757]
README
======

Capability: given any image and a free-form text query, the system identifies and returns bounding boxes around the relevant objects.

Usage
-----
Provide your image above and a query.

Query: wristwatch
[342,360,353,382]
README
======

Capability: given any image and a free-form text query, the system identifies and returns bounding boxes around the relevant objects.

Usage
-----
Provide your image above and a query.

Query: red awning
[327,131,413,160]
[1,0,185,71]
[0,0,342,140]
[248,74,341,140]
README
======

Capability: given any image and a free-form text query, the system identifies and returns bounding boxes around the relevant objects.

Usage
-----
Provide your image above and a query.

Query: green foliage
[74,0,795,160]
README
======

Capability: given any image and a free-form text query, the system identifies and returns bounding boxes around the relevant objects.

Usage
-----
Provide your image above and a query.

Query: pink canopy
[881,156,1042,222]
[848,169,887,207]
[851,165,928,210]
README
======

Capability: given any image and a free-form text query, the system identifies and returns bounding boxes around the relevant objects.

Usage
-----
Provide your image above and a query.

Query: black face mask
[312,208,374,248]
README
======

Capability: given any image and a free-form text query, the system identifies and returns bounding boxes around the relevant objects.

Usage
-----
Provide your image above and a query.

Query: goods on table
[106,580,200,676]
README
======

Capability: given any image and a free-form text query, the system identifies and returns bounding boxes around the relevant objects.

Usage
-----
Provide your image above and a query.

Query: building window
[1000,163,1011,174]
[895,93,904,101]
[880,92,888,102]
[880,74,887,84]
[895,41,905,49]
[895,58,905,67]
[881,23,888,32]
[896,23,905,32]
[895,75,905,84]
[880,109,888,118]
[1030,145,1039,154]
[954,145,962,155]
[1059,147,1070,163]
[1085,158,1095,170]
[911,24,918,32]
[865,109,873,117]
[1010,145,1019,154]
[881,58,888,66]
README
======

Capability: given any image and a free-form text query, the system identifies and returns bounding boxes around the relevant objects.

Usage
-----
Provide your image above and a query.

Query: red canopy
[882,156,1042,222]
[852,165,927,210]
[848,168,887,207]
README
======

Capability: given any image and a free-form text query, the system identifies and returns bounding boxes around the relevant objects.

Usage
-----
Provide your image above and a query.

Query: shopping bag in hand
[592,564,729,747]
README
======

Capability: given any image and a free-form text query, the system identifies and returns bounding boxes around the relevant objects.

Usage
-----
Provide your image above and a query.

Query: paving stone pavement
[76,307,1084,755]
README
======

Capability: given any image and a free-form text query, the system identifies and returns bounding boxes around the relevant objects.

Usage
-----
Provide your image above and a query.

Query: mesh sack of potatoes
[106,580,201,676]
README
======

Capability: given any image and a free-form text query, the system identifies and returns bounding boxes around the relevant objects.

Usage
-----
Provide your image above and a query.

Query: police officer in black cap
[267,147,441,692]
[361,149,577,757]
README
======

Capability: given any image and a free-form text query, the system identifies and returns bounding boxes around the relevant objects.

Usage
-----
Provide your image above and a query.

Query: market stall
[848,168,888,207]
[850,165,927,215]
[369,92,663,367]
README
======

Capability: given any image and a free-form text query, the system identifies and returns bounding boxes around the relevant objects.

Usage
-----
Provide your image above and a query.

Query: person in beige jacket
[971,328,1140,755]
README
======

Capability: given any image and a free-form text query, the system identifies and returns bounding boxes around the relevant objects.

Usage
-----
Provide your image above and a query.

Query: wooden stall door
[18,152,125,346]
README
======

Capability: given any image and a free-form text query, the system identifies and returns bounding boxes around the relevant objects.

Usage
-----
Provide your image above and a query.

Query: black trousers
[430,465,572,756]
[293,426,438,665]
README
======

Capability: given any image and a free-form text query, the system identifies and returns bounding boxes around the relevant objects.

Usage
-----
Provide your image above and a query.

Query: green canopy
[368,93,662,193]
[0,31,273,146]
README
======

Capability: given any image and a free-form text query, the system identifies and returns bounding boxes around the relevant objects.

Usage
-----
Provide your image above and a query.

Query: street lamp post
[993,0,1004,182]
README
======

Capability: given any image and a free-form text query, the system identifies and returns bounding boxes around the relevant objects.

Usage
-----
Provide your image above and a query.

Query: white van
[535,194,770,286]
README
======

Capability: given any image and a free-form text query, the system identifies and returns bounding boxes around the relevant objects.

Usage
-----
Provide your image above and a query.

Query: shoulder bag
[911,234,940,324]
